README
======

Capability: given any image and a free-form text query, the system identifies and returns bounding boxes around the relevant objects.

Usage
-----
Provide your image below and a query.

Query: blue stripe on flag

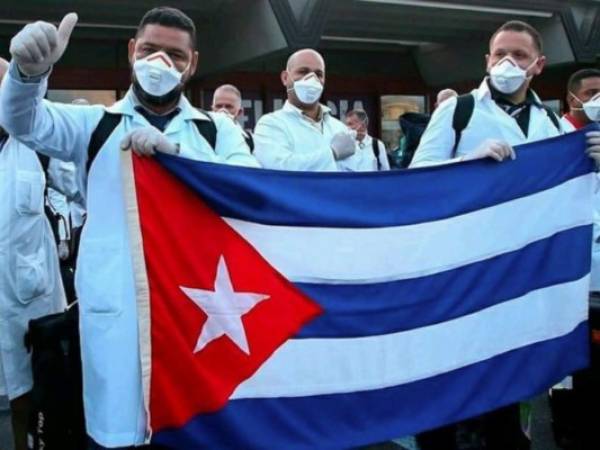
[156,128,593,227]
[294,226,591,338]
[152,323,588,450]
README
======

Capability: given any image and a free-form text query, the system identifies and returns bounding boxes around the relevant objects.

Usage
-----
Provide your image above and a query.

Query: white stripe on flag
[225,174,594,283]
[231,276,588,399]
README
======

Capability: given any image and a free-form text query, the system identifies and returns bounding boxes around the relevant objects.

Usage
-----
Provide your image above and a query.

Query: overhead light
[0,18,137,30]
[359,0,554,18]
[321,35,432,46]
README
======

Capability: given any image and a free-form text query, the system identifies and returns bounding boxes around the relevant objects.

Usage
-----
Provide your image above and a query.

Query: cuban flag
[121,128,595,449]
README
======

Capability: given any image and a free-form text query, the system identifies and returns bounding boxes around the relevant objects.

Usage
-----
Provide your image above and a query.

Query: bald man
[212,84,254,152]
[0,57,66,450]
[253,49,355,171]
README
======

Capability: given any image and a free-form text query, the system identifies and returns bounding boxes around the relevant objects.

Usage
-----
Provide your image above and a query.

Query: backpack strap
[87,110,218,173]
[371,138,382,171]
[87,112,122,172]
[540,104,562,133]
[451,94,475,157]
[192,111,217,150]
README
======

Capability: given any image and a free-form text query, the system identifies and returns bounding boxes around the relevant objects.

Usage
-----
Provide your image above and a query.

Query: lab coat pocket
[76,240,125,315]
[16,170,44,215]
[15,248,50,304]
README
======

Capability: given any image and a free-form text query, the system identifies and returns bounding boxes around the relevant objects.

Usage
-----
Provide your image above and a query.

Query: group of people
[1,5,600,450]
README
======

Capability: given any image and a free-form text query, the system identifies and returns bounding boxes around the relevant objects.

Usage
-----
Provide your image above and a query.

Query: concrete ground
[0,395,561,450]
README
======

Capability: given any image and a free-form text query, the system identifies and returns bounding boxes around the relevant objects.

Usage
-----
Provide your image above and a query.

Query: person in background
[0,57,66,450]
[211,83,254,152]
[549,67,600,450]
[342,108,390,171]
[561,68,600,132]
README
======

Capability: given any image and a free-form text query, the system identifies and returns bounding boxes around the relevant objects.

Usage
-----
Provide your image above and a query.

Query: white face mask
[289,73,324,105]
[489,56,538,95]
[215,108,236,120]
[571,92,600,122]
[133,51,188,97]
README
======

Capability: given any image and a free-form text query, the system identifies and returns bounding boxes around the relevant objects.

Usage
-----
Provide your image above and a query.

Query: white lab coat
[253,101,346,171]
[337,134,390,172]
[0,62,258,447]
[410,79,563,167]
[0,136,66,400]
[46,159,86,240]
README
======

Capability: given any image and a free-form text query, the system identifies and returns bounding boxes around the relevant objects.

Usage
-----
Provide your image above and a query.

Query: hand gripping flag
[121,127,596,449]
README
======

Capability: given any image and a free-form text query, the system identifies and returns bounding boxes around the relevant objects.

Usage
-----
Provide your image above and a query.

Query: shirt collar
[282,100,331,122]
[0,134,7,151]
[357,134,372,148]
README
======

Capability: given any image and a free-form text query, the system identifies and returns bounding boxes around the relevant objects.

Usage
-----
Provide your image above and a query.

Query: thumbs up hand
[9,13,78,77]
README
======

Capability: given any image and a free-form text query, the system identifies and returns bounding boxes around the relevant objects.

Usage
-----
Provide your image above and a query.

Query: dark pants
[417,423,457,450]
[417,403,530,450]
[481,404,530,450]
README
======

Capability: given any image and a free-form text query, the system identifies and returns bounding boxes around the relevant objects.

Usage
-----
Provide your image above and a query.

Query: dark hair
[490,20,543,54]
[137,7,196,49]
[345,109,369,125]
[568,68,600,94]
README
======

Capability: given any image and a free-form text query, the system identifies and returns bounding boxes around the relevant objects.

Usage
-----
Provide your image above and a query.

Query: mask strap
[568,91,585,110]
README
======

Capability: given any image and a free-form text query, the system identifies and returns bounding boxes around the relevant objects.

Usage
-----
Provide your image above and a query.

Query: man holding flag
[411,19,600,450]
[0,6,257,449]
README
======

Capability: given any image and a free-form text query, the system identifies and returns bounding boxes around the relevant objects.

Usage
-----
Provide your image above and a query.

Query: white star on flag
[180,256,270,355]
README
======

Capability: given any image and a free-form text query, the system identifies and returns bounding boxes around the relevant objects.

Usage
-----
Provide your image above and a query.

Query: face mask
[133,51,187,96]
[216,108,236,120]
[570,92,600,122]
[489,57,537,94]
[288,73,324,105]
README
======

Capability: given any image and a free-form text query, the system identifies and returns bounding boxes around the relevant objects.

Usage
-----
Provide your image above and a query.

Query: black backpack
[371,138,384,171]
[397,102,471,167]
[398,112,431,168]
[86,109,218,171]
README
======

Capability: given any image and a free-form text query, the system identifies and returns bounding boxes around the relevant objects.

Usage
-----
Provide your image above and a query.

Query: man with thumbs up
[0,6,258,449]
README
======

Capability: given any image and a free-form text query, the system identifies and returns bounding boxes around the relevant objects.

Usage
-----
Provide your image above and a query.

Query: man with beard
[0,6,258,449]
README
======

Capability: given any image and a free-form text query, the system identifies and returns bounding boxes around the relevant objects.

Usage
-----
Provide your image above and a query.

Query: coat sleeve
[211,113,260,168]
[0,62,104,168]
[409,98,458,167]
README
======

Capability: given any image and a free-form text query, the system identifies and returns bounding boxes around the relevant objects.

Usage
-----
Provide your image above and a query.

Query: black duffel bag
[24,304,85,450]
